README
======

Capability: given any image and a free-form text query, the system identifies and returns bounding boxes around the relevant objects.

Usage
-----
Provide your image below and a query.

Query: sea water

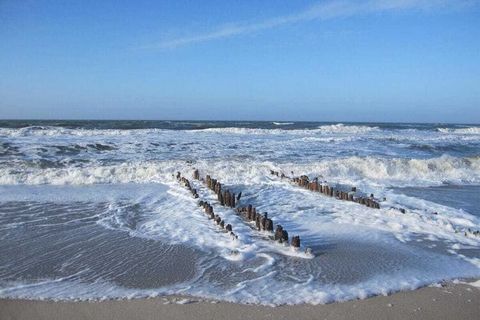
[0,120,479,305]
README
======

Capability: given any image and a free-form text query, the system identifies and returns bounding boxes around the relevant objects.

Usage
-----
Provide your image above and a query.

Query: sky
[0,0,479,123]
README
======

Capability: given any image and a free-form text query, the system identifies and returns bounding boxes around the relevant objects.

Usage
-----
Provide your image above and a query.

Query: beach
[0,121,479,310]
[2,0,479,317]
[2,0,480,317]
[1,282,480,320]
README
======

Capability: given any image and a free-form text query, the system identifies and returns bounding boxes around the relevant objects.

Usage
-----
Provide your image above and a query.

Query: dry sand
[1,282,479,320]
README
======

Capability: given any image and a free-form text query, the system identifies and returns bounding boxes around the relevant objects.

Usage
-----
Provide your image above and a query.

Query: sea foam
[0,122,479,305]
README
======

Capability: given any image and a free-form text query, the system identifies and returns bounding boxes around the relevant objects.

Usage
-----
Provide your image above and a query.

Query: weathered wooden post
[260,213,268,230]
[291,236,301,248]
[275,225,288,242]
[226,190,232,207]
[265,218,273,232]
[275,225,283,241]
[256,215,261,230]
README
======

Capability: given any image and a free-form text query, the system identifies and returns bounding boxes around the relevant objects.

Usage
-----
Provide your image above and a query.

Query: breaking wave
[1,155,479,187]
[438,127,480,135]
[316,123,379,133]
[194,124,379,135]
[272,122,294,125]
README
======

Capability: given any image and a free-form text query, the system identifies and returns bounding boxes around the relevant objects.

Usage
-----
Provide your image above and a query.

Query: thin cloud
[144,0,477,50]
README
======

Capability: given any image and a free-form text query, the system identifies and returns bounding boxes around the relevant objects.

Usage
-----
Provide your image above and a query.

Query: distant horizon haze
[0,118,479,126]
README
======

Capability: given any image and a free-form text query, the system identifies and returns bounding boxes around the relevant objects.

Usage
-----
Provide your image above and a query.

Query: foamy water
[0,120,479,305]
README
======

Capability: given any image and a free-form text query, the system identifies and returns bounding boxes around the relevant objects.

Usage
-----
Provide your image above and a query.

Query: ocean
[0,120,479,305]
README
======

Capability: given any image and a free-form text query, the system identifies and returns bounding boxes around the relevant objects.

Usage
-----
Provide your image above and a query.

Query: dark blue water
[0,119,478,131]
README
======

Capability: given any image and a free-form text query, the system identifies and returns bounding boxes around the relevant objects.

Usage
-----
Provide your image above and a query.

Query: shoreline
[1,281,479,320]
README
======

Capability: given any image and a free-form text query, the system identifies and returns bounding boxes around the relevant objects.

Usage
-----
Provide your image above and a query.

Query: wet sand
[1,282,479,320]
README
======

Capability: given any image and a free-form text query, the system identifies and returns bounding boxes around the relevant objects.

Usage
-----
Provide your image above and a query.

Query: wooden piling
[291,236,301,248]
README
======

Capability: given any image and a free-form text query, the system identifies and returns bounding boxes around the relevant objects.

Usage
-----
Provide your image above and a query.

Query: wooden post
[291,236,301,248]
[265,218,273,232]
[247,204,252,220]
[275,225,284,241]
[226,190,232,207]
[255,215,261,230]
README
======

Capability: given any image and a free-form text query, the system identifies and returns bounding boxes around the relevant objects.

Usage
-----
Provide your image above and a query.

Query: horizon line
[0,118,479,126]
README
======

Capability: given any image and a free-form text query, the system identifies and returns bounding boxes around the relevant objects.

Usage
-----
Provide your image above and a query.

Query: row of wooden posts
[236,205,300,247]
[176,171,237,239]
[194,169,301,248]
[270,170,381,209]
[271,171,480,240]
[458,228,480,237]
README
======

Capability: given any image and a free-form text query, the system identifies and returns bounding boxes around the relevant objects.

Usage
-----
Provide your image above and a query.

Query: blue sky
[1,0,479,123]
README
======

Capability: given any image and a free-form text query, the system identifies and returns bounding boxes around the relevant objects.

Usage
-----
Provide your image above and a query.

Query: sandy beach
[2,0,480,318]
[1,282,479,320]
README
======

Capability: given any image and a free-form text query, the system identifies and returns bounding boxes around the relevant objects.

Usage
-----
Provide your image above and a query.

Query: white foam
[1,155,479,187]
[0,180,479,305]
[271,155,480,187]
[189,123,379,135]
[316,123,380,133]
[466,279,480,288]
[438,127,480,134]
[1,123,480,305]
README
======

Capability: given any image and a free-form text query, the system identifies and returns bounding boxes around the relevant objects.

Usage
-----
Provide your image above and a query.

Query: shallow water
[392,185,480,217]
[0,121,479,304]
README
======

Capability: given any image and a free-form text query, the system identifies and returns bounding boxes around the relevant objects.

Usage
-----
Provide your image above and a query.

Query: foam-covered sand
[1,121,479,306]
[1,180,479,304]
[1,282,479,320]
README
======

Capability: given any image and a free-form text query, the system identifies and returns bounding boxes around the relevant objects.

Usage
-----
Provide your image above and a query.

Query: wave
[0,126,165,137]
[286,155,480,187]
[193,127,289,135]
[438,127,480,134]
[1,155,479,187]
[194,124,380,135]
[316,123,379,134]
[4,124,478,138]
